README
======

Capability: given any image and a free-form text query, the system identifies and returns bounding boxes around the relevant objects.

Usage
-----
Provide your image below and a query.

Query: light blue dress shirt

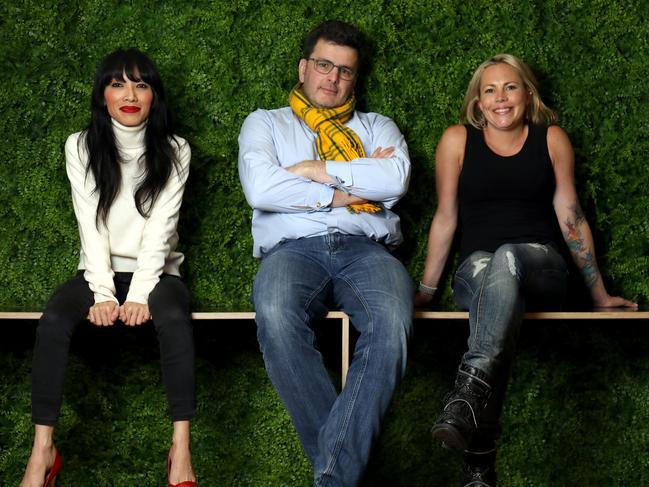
[238,106,411,258]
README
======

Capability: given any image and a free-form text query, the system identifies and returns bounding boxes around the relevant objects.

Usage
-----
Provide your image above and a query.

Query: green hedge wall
[3,318,649,485]
[2,0,648,310]
[2,2,649,486]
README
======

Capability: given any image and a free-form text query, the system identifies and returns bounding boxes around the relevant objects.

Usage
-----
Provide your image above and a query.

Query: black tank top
[458,124,559,261]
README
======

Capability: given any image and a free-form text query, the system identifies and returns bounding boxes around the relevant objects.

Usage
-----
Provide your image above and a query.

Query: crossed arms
[238,109,410,214]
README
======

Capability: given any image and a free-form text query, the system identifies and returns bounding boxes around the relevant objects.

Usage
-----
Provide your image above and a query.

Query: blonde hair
[460,53,556,129]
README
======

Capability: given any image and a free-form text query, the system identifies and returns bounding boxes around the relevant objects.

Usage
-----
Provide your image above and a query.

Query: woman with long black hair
[20,49,197,487]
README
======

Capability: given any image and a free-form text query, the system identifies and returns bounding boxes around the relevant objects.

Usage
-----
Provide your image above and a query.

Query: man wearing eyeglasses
[238,20,412,487]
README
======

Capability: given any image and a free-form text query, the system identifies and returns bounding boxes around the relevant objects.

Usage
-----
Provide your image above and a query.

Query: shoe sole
[431,423,468,451]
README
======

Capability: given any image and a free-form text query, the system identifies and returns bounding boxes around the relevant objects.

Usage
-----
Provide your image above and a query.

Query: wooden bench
[0,310,351,383]
[3,310,649,387]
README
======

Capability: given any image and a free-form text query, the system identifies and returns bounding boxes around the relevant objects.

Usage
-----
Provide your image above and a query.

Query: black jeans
[31,271,195,425]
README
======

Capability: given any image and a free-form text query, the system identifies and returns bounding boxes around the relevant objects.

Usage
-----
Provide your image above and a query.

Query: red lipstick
[120,106,141,113]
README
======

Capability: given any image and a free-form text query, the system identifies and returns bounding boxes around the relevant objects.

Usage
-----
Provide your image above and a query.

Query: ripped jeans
[453,243,567,444]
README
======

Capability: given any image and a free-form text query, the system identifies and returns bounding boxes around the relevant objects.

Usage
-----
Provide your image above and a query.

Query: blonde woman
[416,54,635,485]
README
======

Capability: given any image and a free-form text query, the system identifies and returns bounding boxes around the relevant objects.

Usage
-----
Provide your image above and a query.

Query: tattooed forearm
[579,250,599,288]
[562,202,600,289]
[571,202,586,224]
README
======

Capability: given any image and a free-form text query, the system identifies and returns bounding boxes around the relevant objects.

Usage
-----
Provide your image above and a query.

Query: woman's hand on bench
[414,291,433,308]
[592,295,638,309]
[88,301,120,326]
[119,301,151,326]
[87,300,152,326]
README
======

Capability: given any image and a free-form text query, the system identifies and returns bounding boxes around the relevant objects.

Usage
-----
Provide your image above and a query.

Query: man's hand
[331,190,368,208]
[119,301,152,326]
[88,301,119,326]
[370,146,395,158]
[286,160,333,183]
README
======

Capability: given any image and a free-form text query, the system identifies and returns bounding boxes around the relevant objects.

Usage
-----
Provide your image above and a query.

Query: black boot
[460,447,496,487]
[431,363,492,450]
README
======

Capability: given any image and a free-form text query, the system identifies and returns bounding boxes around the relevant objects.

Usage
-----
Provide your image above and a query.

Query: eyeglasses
[307,58,357,81]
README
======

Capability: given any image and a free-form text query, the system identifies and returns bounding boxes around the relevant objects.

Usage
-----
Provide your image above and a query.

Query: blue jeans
[453,243,567,444]
[253,234,413,487]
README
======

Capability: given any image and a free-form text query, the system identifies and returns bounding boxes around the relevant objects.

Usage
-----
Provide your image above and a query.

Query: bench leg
[341,314,350,387]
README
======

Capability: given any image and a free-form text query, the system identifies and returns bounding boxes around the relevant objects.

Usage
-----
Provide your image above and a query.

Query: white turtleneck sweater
[65,119,191,304]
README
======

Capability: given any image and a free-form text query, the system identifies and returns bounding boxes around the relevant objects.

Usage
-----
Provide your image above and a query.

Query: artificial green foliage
[2,0,649,484]
[1,0,648,310]
[0,324,311,486]
[3,321,649,485]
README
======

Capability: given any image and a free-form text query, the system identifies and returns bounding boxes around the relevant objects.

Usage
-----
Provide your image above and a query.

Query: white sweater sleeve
[65,133,117,303]
[126,137,191,303]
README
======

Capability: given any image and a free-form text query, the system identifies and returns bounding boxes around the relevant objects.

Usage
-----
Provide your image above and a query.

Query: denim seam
[301,275,333,321]
[320,274,372,481]
[454,274,473,299]
[470,259,491,354]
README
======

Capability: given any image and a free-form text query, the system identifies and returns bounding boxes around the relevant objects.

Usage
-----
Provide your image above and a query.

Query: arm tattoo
[563,202,599,289]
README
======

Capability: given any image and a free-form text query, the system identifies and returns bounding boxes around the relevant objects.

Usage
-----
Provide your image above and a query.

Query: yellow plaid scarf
[289,85,381,214]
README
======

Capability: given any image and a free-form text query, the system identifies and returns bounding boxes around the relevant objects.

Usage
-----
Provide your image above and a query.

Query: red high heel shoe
[43,448,62,487]
[166,451,197,487]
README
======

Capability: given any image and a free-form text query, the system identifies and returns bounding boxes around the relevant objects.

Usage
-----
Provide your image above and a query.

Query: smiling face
[103,72,153,126]
[477,63,530,130]
[298,39,358,108]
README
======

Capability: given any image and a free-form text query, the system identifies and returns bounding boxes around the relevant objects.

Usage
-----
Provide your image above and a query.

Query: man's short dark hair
[302,20,366,66]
